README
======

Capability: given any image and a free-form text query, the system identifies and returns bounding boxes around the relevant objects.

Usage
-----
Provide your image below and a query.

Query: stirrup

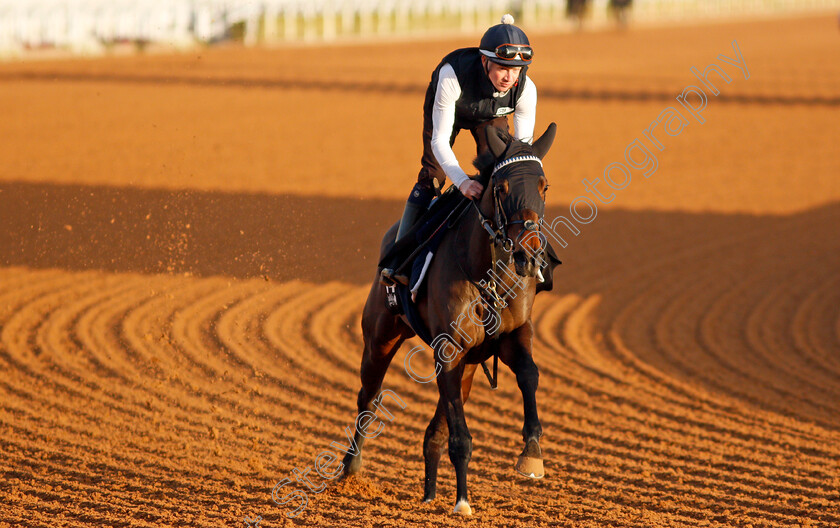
[380,268,396,286]
[380,268,408,286]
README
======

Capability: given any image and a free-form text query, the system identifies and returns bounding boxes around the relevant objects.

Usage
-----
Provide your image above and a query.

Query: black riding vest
[428,48,529,133]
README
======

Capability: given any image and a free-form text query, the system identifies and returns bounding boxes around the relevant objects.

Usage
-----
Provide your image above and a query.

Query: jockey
[381,15,537,286]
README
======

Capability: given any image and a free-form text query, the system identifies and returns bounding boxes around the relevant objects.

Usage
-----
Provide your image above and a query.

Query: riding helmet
[479,14,533,67]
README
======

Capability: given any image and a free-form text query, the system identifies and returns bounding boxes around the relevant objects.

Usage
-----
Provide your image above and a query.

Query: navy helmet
[479,14,533,67]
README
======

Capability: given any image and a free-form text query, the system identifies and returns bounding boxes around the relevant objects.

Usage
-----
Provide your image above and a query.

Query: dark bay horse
[343,123,557,515]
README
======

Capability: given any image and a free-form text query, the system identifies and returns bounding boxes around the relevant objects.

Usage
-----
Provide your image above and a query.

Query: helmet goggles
[492,43,533,62]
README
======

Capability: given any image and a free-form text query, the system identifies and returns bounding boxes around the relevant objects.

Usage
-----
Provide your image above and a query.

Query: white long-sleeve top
[431,62,537,189]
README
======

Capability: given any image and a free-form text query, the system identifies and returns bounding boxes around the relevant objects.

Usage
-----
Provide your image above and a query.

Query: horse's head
[478,123,556,278]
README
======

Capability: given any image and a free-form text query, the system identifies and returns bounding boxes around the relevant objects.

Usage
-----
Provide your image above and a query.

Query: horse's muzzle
[513,250,538,278]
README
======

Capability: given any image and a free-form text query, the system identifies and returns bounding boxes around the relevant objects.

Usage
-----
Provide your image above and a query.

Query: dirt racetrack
[1,12,840,528]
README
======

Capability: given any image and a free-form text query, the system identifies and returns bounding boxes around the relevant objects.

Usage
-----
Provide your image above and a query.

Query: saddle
[378,185,468,279]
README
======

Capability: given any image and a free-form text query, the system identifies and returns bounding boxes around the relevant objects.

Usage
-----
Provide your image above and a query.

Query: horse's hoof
[515,455,544,479]
[453,500,472,516]
[341,456,362,477]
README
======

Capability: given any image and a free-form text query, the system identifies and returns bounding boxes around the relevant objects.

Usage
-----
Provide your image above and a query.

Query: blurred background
[0,0,836,59]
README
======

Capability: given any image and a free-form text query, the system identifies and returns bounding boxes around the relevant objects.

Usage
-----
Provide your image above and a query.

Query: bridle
[473,154,546,259]
[454,154,547,318]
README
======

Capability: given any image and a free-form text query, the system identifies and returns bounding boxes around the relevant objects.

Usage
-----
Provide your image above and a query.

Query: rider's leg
[380,100,445,286]
[396,183,433,241]
[380,183,434,285]
[401,81,448,238]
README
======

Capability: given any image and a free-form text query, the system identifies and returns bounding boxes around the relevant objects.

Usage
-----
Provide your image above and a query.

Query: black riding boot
[380,201,423,285]
[380,184,433,286]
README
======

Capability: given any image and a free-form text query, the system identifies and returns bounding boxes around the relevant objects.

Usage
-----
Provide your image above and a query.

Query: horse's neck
[462,191,527,288]
[435,191,534,336]
[459,192,495,280]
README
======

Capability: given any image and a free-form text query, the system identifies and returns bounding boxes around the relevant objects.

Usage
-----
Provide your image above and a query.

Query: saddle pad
[408,224,450,301]
[395,283,434,346]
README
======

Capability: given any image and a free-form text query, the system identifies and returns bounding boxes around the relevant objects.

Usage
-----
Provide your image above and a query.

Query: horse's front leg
[500,320,544,478]
[437,362,473,515]
[423,363,478,503]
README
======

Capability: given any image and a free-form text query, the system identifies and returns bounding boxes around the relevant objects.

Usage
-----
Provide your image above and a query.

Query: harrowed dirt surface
[1,13,840,528]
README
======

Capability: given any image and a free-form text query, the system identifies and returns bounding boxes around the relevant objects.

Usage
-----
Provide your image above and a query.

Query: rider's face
[482,57,522,93]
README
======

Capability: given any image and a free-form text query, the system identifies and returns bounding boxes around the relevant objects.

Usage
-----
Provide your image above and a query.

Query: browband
[491,155,543,176]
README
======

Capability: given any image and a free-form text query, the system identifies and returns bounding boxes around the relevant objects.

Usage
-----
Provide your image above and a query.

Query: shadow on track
[2,179,840,428]
[0,181,396,283]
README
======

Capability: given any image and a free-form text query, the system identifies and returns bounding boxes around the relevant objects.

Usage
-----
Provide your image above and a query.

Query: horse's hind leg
[428,362,476,515]
[422,363,478,502]
[500,322,544,479]
[343,305,410,476]
[422,401,447,502]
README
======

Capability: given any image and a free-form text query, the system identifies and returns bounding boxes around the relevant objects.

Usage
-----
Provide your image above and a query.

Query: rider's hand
[459,179,484,200]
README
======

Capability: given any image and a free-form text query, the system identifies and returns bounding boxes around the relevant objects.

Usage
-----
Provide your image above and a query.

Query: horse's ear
[532,123,557,160]
[485,126,508,159]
